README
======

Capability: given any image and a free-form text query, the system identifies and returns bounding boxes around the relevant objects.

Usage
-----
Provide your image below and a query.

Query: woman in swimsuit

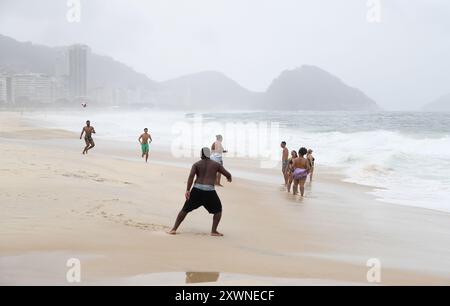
[307,149,315,182]
[286,150,298,193]
[291,147,311,197]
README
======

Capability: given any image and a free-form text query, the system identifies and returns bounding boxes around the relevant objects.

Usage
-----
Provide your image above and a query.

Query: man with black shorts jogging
[168,147,232,236]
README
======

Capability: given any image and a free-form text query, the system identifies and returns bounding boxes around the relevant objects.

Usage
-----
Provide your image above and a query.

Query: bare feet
[211,231,224,237]
[167,230,177,235]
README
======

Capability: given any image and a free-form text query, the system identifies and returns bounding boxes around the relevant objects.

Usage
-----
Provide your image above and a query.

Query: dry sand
[1,112,449,285]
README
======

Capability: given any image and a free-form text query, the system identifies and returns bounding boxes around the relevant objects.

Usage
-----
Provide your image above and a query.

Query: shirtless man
[291,147,311,197]
[211,135,228,187]
[138,128,152,163]
[281,141,289,186]
[168,147,232,236]
[80,120,96,155]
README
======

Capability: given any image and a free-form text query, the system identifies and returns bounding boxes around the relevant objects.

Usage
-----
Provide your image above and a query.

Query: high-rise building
[68,44,89,99]
[55,50,69,77]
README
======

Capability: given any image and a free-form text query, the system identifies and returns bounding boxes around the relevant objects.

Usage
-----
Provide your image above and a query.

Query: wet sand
[1,112,449,285]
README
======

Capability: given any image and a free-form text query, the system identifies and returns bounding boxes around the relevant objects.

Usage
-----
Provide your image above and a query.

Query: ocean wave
[287,129,450,212]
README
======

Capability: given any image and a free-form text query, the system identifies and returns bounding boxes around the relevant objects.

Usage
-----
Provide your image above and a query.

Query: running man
[281,141,289,186]
[80,120,96,155]
[211,135,228,187]
[168,147,232,236]
[138,128,152,163]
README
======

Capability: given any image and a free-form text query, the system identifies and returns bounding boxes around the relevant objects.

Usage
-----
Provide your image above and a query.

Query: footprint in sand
[84,204,104,215]
[116,217,169,232]
[102,199,120,202]
[166,231,216,237]
[79,200,170,233]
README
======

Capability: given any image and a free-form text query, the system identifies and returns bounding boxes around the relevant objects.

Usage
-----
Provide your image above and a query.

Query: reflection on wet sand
[185,272,220,284]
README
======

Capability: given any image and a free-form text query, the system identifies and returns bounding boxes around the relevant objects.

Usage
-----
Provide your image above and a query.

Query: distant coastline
[1,34,379,111]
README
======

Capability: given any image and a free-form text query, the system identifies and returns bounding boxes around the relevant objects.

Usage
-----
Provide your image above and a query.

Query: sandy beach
[1,112,450,286]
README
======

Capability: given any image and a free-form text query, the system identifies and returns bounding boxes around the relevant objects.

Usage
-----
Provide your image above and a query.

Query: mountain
[157,71,262,110]
[1,34,379,110]
[264,65,380,111]
[0,34,157,90]
[0,34,57,75]
[422,93,450,111]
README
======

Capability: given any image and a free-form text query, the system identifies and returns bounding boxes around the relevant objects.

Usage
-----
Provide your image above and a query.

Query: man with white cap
[168,147,232,236]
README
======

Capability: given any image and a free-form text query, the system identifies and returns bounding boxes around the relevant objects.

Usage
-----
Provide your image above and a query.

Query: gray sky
[0,0,449,110]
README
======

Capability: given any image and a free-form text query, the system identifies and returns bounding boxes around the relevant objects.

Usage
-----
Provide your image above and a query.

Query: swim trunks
[282,160,289,173]
[182,187,222,214]
[211,153,223,165]
[84,136,95,146]
[141,143,149,154]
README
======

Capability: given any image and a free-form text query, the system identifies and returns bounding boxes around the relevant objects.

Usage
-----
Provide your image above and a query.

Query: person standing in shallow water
[80,120,96,155]
[280,141,289,187]
[286,150,298,193]
[211,135,228,187]
[168,147,232,236]
[292,147,311,197]
[307,149,315,182]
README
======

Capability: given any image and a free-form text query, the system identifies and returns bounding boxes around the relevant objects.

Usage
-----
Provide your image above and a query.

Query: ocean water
[24,110,450,213]
[205,111,450,213]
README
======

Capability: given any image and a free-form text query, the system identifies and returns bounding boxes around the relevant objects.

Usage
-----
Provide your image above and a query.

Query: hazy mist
[1,0,449,110]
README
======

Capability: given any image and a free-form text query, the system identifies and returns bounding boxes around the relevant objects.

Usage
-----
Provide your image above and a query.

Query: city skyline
[0,39,154,106]
[0,43,88,105]
[0,34,380,110]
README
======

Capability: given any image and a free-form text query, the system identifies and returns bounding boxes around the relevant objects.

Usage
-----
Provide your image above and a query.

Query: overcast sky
[0,0,449,110]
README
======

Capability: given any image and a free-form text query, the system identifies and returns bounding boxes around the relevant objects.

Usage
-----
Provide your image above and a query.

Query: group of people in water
[281,141,315,197]
[79,120,315,236]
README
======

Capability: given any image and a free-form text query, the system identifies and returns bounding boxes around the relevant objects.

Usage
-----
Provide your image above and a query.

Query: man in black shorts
[80,120,96,155]
[168,147,232,236]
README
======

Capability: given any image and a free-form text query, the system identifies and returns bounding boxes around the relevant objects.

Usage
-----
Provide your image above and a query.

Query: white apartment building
[13,73,53,104]
[0,76,6,103]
